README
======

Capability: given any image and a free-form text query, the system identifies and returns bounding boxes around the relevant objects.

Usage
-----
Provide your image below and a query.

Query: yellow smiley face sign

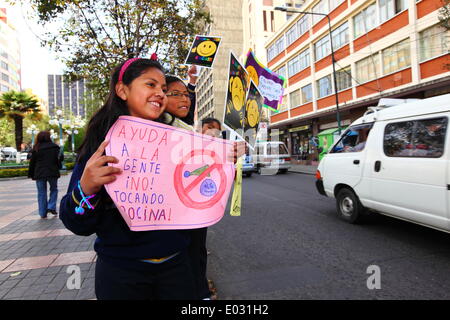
[196,40,217,57]
[246,99,260,128]
[229,76,245,112]
[185,35,222,68]
[246,65,259,86]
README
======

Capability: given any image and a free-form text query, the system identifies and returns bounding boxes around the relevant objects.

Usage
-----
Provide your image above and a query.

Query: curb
[288,170,316,175]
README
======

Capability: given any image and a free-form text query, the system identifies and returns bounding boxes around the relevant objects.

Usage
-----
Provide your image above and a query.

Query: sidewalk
[288,163,318,175]
[0,175,97,300]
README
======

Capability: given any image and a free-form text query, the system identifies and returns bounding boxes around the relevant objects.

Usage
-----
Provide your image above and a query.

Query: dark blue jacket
[59,155,190,270]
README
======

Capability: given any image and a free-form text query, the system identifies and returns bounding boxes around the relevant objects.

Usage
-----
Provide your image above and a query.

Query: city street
[1,170,450,300]
[207,171,450,300]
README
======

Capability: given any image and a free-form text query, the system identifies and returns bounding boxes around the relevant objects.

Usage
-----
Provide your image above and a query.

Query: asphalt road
[207,171,450,300]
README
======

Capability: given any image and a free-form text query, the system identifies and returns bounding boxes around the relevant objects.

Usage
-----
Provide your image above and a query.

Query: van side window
[384,117,447,158]
[330,124,373,153]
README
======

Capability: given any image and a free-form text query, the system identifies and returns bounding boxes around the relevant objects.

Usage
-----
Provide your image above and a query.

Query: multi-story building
[0,7,21,93]
[265,0,450,161]
[47,74,87,117]
[196,0,244,125]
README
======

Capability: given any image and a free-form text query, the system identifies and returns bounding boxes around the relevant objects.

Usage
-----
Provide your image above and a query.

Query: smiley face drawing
[229,76,245,112]
[246,65,259,86]
[195,40,217,57]
[246,99,260,128]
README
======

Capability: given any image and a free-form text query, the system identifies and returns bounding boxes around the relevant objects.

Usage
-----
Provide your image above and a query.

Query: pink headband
[118,53,159,82]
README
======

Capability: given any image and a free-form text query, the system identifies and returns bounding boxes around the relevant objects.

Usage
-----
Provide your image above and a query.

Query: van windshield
[268,143,289,155]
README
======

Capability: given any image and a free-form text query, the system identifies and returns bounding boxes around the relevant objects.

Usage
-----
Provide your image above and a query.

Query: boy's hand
[80,140,121,195]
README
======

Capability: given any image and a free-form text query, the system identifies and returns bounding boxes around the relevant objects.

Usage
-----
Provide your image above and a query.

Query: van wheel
[257,166,262,175]
[336,188,366,224]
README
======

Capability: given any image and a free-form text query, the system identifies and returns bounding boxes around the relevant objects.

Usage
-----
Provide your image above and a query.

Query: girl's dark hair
[33,131,51,152]
[77,58,165,160]
[166,75,186,89]
[201,117,222,129]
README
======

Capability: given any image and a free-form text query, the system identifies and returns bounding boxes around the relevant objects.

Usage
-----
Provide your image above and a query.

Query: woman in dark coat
[28,131,64,219]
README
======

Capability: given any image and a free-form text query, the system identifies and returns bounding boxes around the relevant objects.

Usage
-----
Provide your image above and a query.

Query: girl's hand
[80,140,121,195]
[228,141,246,164]
[188,65,198,85]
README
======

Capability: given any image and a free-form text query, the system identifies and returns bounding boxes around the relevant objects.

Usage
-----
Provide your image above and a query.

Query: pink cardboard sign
[104,116,236,231]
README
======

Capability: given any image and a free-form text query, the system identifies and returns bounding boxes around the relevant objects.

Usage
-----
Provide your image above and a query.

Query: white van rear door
[367,115,449,231]
[324,124,373,193]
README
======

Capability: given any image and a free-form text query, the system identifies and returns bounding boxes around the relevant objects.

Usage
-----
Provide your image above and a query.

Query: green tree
[17,0,211,100]
[0,91,42,151]
[439,0,450,29]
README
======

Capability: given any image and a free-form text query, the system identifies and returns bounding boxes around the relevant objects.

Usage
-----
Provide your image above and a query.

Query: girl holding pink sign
[59,56,197,300]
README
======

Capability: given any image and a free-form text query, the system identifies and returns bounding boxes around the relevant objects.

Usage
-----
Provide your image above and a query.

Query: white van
[316,93,450,233]
[254,141,291,174]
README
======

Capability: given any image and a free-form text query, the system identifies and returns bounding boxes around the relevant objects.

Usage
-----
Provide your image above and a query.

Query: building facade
[265,0,450,162]
[47,75,87,117]
[195,0,244,125]
[0,7,21,94]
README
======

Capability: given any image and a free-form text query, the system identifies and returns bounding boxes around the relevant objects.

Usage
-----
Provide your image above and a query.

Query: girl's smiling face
[166,81,191,118]
[116,67,168,120]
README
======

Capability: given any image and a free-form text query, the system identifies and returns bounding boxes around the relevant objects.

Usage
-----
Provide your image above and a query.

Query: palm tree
[0,91,42,151]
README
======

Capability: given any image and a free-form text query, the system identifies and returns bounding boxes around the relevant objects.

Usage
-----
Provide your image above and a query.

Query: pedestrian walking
[59,56,197,300]
[28,131,63,219]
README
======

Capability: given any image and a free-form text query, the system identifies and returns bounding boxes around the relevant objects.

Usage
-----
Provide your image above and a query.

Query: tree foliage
[0,91,42,150]
[21,0,211,100]
[439,0,450,29]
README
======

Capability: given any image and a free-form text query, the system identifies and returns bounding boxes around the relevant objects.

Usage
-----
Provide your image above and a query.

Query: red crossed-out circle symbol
[174,149,227,209]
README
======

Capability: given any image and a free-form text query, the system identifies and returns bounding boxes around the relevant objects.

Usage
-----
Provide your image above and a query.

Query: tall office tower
[47,75,87,117]
[0,7,21,93]
[195,0,244,125]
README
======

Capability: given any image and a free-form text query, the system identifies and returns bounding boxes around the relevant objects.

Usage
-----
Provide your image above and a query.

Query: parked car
[0,147,17,161]
[254,141,291,174]
[242,153,256,177]
[316,93,450,233]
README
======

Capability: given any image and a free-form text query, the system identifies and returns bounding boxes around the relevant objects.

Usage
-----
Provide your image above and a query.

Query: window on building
[263,10,268,31]
[419,24,450,62]
[290,89,301,108]
[314,35,331,61]
[331,21,349,50]
[317,75,332,98]
[312,0,328,25]
[288,49,310,77]
[297,15,309,37]
[301,84,313,104]
[382,38,410,74]
[384,117,447,158]
[353,3,377,38]
[379,0,408,23]
[276,65,287,80]
[336,67,352,91]
[286,23,298,46]
[1,72,9,82]
[330,0,345,11]
[271,11,275,32]
[1,61,8,71]
[355,53,379,83]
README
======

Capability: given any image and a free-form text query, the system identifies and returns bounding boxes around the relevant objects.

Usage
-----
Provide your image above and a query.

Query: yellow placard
[229,157,243,216]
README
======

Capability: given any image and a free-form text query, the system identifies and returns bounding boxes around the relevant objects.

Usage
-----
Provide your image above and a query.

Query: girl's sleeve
[59,157,102,236]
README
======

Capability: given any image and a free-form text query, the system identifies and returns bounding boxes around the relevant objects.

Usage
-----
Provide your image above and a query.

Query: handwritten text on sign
[104,116,235,231]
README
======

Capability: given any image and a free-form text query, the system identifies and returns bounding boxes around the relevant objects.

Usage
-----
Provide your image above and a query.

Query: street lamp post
[64,116,85,155]
[274,6,342,134]
[26,124,39,147]
[49,109,66,169]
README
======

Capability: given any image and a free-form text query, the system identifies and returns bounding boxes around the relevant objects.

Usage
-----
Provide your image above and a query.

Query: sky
[4,1,65,100]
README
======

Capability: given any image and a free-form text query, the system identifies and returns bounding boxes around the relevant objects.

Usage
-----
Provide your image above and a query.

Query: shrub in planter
[0,168,28,178]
